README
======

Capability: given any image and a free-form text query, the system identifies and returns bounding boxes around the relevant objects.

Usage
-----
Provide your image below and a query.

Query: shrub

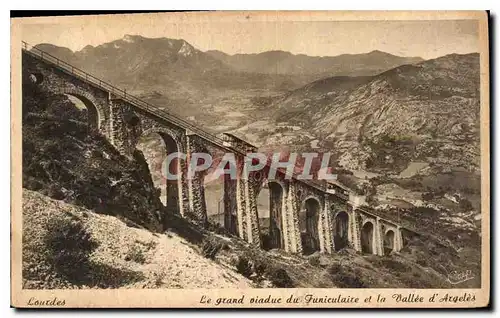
[47,183,66,200]
[236,256,254,278]
[327,264,367,288]
[459,198,473,212]
[377,258,411,273]
[207,221,233,236]
[253,260,267,277]
[44,217,98,283]
[151,270,167,288]
[141,240,158,250]
[260,234,273,251]
[268,268,294,288]
[201,238,223,260]
[308,254,321,267]
[124,245,147,264]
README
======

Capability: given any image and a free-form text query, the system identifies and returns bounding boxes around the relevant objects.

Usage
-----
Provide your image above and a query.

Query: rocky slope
[22,189,253,289]
[272,53,480,174]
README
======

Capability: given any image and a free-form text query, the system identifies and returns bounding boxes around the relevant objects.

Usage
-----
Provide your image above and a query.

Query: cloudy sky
[18,12,479,59]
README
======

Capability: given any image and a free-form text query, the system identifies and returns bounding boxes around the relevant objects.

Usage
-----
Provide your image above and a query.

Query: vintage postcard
[11,11,490,308]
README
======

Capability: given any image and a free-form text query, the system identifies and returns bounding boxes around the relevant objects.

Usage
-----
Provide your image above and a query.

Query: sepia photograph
[10,11,490,308]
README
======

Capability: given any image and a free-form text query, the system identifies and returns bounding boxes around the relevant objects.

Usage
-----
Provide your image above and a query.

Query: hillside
[272,53,480,173]
[22,79,165,231]
[22,189,253,289]
[316,53,479,172]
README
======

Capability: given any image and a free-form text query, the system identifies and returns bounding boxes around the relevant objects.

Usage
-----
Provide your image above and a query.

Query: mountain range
[206,49,423,77]
[33,35,423,93]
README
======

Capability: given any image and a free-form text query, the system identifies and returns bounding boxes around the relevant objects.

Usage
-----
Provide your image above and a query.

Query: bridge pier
[394,226,404,252]
[285,181,303,254]
[278,182,291,253]
[350,209,362,252]
[319,197,334,253]
[223,173,238,235]
[233,164,260,246]
[186,134,208,226]
[374,217,384,256]
[245,173,261,246]
[236,160,247,241]
[108,98,132,155]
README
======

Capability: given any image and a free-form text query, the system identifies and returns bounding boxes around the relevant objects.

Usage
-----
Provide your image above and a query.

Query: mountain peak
[122,34,143,43]
[259,50,293,57]
[178,40,196,57]
[81,44,94,51]
[33,43,73,52]
[367,50,393,56]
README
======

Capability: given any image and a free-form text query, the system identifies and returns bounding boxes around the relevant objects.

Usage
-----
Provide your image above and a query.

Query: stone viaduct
[22,42,412,257]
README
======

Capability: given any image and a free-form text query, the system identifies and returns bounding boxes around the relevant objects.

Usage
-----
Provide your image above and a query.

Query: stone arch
[255,178,285,250]
[266,178,287,193]
[300,196,321,255]
[333,211,349,251]
[384,230,395,255]
[361,221,375,254]
[136,127,182,214]
[61,88,105,131]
